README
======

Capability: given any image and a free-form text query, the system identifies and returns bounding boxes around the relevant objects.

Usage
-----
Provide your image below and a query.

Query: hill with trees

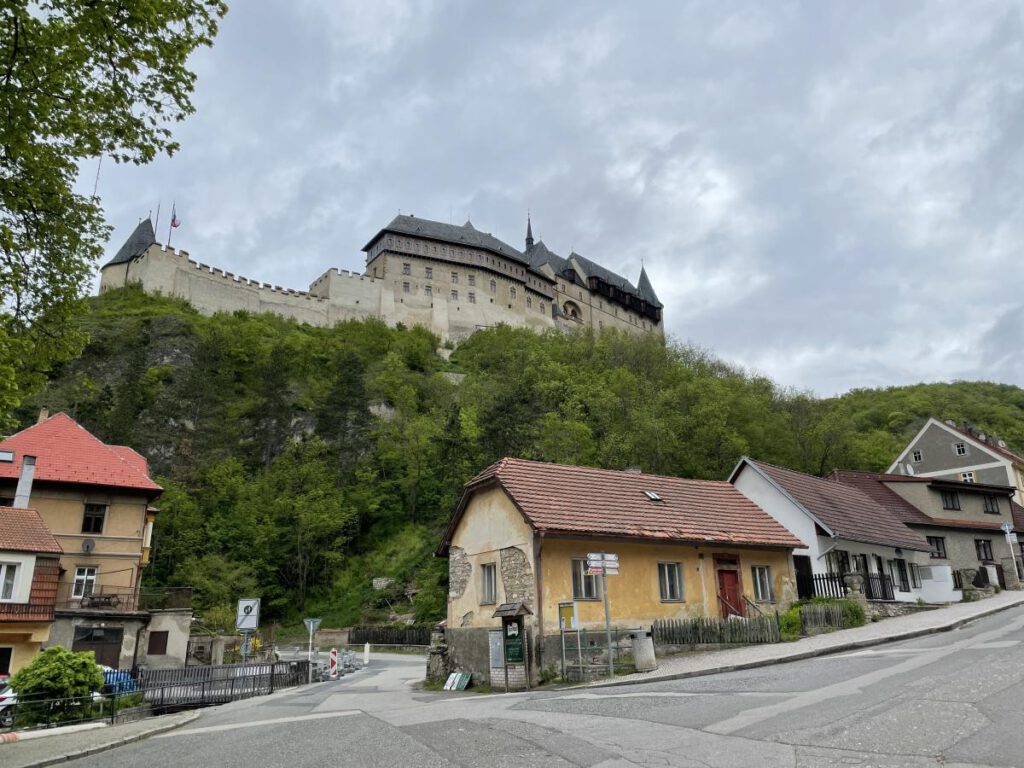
[16,286,1024,632]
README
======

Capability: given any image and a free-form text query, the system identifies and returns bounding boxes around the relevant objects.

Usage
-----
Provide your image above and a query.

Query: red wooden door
[717,569,743,619]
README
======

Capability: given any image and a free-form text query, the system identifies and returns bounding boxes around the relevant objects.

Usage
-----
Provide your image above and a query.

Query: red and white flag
[170,204,181,228]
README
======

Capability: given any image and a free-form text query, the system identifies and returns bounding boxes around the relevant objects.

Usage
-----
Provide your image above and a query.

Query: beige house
[437,458,803,684]
[0,412,188,669]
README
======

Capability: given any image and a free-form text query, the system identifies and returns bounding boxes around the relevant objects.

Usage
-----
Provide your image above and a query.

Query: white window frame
[0,563,17,602]
[658,562,682,602]
[912,450,923,462]
[571,558,599,600]
[961,471,975,483]
[955,442,967,456]
[73,566,97,598]
[751,565,774,602]
[480,563,497,605]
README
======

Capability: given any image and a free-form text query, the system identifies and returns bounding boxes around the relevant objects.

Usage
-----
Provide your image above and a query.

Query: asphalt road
[67,607,1024,767]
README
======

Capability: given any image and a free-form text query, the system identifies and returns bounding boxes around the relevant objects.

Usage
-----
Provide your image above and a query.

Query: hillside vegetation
[17,286,1024,632]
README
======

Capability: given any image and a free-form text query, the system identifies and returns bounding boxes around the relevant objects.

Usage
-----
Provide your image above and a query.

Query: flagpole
[153,202,161,237]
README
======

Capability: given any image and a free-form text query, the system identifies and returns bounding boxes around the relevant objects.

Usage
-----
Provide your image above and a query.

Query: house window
[954,442,967,456]
[0,647,11,676]
[468,274,475,287]
[0,563,17,601]
[82,503,107,534]
[889,560,911,592]
[425,285,432,297]
[940,490,961,510]
[912,450,923,462]
[73,567,97,598]
[983,494,1000,514]
[450,289,458,301]
[927,536,947,559]
[510,287,517,300]
[402,282,410,294]
[468,292,476,304]
[425,267,433,279]
[909,563,922,589]
[961,471,975,483]
[975,539,994,562]
[571,558,598,600]
[0,497,12,507]
[147,630,169,656]
[481,563,497,605]
[402,263,411,275]
[490,279,497,293]
[658,562,682,602]
[451,271,458,284]
[751,566,774,602]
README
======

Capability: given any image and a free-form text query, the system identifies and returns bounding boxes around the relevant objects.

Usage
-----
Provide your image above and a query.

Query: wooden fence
[349,625,432,646]
[811,573,846,599]
[653,615,780,646]
[800,603,845,634]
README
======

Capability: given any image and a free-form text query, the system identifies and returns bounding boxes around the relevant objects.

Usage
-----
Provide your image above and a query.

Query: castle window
[451,271,458,284]
[402,263,411,275]
[468,292,476,303]
[402,282,410,294]
[425,267,433,279]
[510,286,517,300]
[539,302,545,313]
[450,289,458,301]
[425,285,432,297]
[468,274,476,287]
[490,279,497,293]
[527,296,532,308]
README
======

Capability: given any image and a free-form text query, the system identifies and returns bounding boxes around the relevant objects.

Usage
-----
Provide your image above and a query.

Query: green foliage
[0,0,226,424]
[10,646,105,726]
[21,289,1024,628]
[839,599,866,628]
[779,607,802,641]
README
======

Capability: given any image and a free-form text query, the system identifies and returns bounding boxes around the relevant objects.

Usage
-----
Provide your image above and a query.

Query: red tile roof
[828,470,935,525]
[742,460,930,552]
[0,413,161,494]
[0,507,62,554]
[439,458,805,554]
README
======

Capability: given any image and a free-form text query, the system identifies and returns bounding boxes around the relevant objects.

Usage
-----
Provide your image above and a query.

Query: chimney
[37,408,49,423]
[13,455,36,508]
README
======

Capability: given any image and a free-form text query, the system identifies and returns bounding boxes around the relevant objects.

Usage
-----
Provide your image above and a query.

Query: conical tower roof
[636,266,662,308]
[103,218,157,267]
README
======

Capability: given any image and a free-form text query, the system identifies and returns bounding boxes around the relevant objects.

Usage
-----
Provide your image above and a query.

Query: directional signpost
[236,598,260,663]
[587,553,618,676]
[304,617,322,684]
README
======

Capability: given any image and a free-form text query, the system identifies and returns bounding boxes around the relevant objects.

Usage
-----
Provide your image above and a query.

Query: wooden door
[794,555,814,599]
[72,627,123,669]
[717,569,743,619]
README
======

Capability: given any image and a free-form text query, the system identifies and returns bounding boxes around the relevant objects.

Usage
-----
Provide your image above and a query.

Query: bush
[779,607,801,641]
[10,647,105,727]
[839,599,866,628]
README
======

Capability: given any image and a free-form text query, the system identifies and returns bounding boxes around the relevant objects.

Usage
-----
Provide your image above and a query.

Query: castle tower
[525,214,534,252]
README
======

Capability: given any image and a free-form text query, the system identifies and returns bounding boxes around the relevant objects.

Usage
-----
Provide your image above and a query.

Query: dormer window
[954,442,967,456]
[643,490,662,502]
[0,450,12,463]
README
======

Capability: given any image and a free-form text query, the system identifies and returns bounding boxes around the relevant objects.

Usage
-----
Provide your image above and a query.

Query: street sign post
[236,598,260,631]
[1001,523,1022,582]
[586,553,618,676]
[304,617,322,684]
[329,647,338,679]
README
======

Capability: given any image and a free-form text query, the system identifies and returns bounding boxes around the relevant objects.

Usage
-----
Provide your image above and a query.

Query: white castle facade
[99,214,664,341]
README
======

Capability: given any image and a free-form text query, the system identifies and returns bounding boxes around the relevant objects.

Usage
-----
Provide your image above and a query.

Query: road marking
[550,690,790,701]
[831,648,933,658]
[966,640,1020,649]
[155,709,361,737]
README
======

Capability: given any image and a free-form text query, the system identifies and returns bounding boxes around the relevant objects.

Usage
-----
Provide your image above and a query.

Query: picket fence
[653,615,780,646]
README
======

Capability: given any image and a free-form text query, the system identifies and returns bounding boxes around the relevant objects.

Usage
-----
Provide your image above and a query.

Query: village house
[832,470,1021,591]
[0,412,191,670]
[729,458,959,604]
[887,417,1024,499]
[0,507,62,677]
[436,458,804,684]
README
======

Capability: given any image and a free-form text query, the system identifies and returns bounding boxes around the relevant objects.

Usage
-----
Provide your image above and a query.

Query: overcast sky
[93,1,1024,397]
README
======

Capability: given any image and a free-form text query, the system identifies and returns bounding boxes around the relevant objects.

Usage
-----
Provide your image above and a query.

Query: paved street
[62,607,1024,767]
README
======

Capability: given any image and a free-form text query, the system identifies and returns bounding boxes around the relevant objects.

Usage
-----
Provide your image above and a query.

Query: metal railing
[54,585,193,613]
[863,573,895,601]
[811,572,846,599]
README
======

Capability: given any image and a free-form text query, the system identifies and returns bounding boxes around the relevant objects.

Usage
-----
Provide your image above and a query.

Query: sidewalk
[592,590,1024,688]
[0,710,200,768]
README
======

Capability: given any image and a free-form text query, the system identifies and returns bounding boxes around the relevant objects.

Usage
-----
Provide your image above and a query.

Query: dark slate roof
[104,219,157,267]
[737,459,931,551]
[363,215,529,265]
[637,267,663,308]
[526,240,570,273]
[569,252,654,305]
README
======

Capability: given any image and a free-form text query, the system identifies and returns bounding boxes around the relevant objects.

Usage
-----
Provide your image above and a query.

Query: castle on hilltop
[99,214,664,340]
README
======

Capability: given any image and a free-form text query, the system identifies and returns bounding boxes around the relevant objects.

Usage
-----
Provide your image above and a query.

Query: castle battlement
[99,213,664,340]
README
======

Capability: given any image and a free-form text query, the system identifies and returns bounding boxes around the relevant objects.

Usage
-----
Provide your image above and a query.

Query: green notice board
[504,620,524,664]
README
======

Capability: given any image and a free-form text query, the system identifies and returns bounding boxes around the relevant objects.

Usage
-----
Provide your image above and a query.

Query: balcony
[55,584,193,614]
[0,602,56,622]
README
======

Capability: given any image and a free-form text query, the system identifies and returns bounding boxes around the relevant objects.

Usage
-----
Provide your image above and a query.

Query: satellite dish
[905,464,916,476]
[82,538,95,553]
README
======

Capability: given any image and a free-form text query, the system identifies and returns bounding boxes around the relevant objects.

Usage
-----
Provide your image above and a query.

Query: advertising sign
[504,620,524,664]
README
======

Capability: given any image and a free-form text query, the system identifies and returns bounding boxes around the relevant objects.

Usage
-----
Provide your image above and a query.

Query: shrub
[839,599,865,628]
[779,607,801,641]
[10,647,105,727]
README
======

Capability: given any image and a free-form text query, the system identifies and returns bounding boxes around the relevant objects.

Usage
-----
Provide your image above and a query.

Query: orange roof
[439,458,805,554]
[0,507,62,554]
[0,413,161,494]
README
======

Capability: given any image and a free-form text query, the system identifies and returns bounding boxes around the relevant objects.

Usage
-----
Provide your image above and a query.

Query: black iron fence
[653,615,780,646]
[350,626,431,646]
[137,660,310,709]
[864,573,895,601]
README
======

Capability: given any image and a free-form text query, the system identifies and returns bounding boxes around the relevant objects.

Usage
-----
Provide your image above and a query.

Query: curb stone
[585,596,1024,689]
[11,711,201,768]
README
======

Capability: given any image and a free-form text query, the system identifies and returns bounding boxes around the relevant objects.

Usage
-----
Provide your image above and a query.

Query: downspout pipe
[533,530,544,674]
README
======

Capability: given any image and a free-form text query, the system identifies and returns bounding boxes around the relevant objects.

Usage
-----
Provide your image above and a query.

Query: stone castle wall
[100,241,662,341]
